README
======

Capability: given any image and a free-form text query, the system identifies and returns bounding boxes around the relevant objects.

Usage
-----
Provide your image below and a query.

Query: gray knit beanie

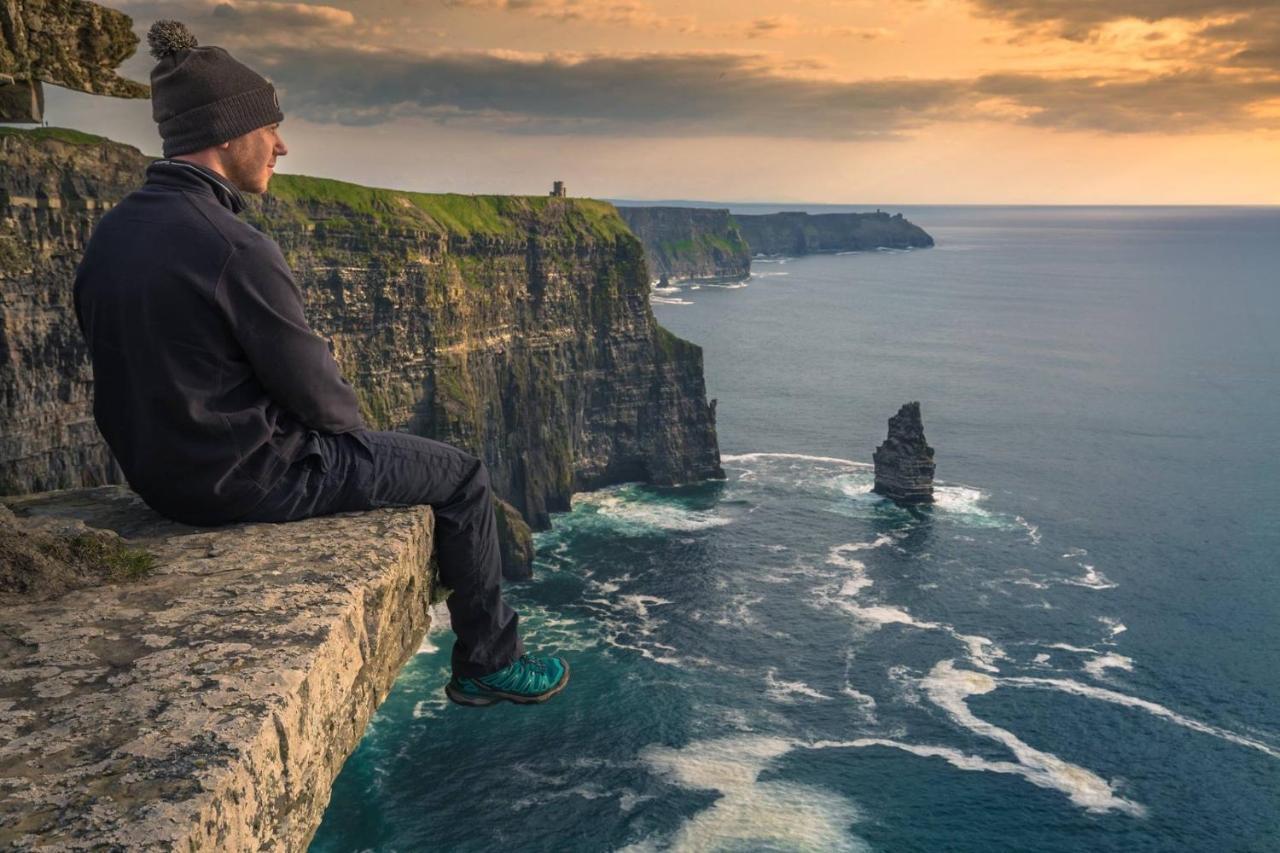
[146,20,284,157]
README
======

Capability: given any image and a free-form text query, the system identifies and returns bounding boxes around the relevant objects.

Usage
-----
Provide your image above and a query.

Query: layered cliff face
[734,210,934,256]
[0,129,724,538]
[616,206,751,283]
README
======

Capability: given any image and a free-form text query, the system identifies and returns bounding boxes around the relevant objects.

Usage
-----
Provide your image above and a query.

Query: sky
[30,0,1280,203]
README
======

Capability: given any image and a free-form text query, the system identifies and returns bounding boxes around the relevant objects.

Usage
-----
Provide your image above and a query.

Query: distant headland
[616,205,934,283]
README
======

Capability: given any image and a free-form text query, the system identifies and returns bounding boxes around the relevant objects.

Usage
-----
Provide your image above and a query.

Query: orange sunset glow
[32,0,1280,203]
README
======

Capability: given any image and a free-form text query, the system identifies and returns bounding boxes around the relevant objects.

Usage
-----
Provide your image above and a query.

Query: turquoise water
[310,206,1280,851]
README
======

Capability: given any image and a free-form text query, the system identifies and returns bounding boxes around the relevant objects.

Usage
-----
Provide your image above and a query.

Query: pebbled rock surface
[0,0,149,122]
[616,206,751,283]
[0,129,724,542]
[872,401,936,505]
[0,485,437,851]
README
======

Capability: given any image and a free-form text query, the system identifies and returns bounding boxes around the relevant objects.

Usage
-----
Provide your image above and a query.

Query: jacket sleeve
[217,236,365,434]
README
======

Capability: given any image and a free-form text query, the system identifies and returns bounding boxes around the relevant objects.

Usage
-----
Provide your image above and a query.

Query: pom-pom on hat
[146,20,284,157]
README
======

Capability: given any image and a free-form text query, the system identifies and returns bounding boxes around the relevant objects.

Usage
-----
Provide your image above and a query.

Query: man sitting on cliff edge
[71,20,568,707]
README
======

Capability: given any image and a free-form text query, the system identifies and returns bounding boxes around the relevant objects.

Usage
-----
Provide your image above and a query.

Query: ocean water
[309,206,1280,852]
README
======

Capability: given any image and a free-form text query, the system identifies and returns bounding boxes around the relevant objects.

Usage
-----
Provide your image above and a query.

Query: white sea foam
[955,633,1006,673]
[1099,616,1127,639]
[1083,653,1134,678]
[1034,653,1051,665]
[840,534,896,553]
[827,543,876,595]
[748,270,791,278]
[627,736,868,853]
[1046,643,1099,654]
[1066,563,1117,590]
[709,593,764,628]
[932,485,999,523]
[766,668,835,703]
[810,735,1143,818]
[618,790,656,813]
[722,451,869,468]
[1014,515,1042,545]
[573,490,733,531]
[1000,675,1280,760]
[617,594,671,622]
[416,601,452,653]
[918,661,1146,815]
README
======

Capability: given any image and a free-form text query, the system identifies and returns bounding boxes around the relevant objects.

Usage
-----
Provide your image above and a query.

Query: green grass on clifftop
[267,173,632,241]
[0,125,109,146]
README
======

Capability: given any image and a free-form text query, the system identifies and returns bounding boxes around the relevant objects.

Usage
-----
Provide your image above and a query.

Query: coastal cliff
[734,210,933,256]
[616,205,934,281]
[616,206,751,282]
[0,128,724,537]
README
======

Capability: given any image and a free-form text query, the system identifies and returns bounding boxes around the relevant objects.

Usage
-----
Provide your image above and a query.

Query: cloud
[116,0,356,32]
[249,47,966,138]
[739,15,888,41]
[110,0,1280,139]
[441,0,698,32]
[975,69,1280,132]
[209,0,355,29]
[964,0,1280,74]
[226,40,1280,138]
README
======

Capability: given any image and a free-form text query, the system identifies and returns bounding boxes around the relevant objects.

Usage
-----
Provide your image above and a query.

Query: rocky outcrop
[0,0,149,122]
[0,129,724,545]
[734,210,933,257]
[616,206,751,282]
[0,485,438,850]
[872,402,935,505]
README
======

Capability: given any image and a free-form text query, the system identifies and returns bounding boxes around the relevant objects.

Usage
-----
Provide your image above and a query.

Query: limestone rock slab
[0,485,436,851]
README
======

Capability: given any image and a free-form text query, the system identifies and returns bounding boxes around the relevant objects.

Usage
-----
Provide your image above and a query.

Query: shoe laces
[519,653,547,674]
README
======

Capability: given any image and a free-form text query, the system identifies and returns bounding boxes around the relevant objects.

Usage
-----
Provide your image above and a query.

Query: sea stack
[872,402,936,505]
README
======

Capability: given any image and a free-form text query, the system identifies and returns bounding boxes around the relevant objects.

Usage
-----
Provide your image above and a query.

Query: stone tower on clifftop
[872,402,935,505]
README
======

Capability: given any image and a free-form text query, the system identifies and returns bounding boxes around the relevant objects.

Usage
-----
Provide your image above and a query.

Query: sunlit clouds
[44,0,1280,202]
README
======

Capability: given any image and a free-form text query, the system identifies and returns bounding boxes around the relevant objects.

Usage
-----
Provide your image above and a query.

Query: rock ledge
[0,486,436,851]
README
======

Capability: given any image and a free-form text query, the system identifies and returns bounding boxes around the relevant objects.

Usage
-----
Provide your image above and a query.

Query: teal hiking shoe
[446,653,570,707]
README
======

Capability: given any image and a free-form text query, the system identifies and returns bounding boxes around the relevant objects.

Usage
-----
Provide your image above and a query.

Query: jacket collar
[145,158,247,215]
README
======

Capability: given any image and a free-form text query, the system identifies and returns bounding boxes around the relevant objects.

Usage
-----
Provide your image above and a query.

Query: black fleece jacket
[72,159,365,526]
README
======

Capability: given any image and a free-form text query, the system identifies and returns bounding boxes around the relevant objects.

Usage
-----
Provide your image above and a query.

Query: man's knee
[467,455,491,492]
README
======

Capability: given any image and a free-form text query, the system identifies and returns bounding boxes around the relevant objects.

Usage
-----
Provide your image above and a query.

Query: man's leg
[338,430,524,679]
[239,429,523,679]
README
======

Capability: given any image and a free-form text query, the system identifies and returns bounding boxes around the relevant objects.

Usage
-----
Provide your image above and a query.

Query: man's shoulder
[103,182,279,257]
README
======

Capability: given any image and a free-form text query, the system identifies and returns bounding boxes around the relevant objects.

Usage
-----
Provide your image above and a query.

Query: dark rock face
[872,402,935,505]
[0,0,149,122]
[734,210,934,257]
[616,206,751,282]
[0,130,724,551]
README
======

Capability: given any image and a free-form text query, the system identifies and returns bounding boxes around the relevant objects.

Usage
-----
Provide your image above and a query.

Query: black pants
[236,429,523,679]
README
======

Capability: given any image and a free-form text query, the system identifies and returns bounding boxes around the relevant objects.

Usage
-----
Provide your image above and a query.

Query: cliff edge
[0,485,437,850]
